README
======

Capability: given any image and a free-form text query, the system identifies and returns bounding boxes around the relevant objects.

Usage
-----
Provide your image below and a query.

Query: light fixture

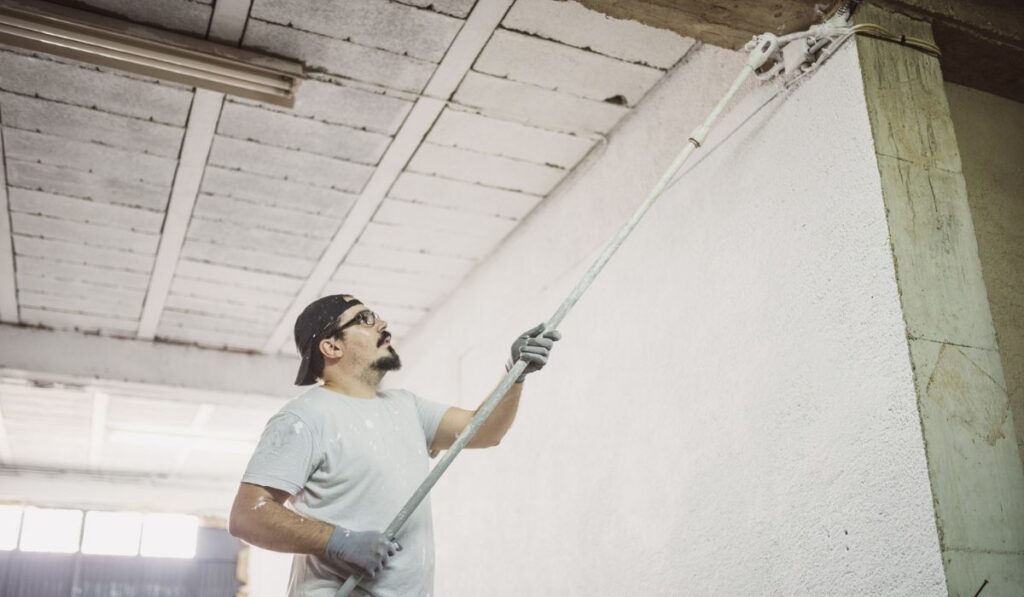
[0,0,303,107]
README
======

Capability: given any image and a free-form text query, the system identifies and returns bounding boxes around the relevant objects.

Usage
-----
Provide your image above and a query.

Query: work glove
[324,526,400,578]
[505,323,562,383]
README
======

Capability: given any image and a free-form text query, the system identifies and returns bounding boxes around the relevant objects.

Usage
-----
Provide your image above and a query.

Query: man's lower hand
[324,527,398,578]
[506,323,562,382]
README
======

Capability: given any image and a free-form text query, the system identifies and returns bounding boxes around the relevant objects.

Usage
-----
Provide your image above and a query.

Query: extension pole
[336,37,778,597]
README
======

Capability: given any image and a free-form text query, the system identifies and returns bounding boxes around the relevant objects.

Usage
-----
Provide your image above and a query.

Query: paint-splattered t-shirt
[242,386,450,597]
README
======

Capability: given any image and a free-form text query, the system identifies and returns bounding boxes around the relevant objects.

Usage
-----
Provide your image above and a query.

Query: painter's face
[331,304,401,372]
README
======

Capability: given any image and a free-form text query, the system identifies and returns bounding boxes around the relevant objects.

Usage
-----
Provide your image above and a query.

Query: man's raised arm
[429,324,561,452]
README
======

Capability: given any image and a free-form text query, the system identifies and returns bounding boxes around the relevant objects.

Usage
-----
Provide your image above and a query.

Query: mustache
[377,331,391,347]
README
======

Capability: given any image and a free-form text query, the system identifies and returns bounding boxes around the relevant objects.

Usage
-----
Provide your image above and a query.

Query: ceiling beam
[576,0,1024,103]
[0,403,12,465]
[87,391,109,471]
[0,465,236,516]
[206,0,253,45]
[874,0,1022,103]
[0,124,17,323]
[0,324,296,401]
[576,0,818,50]
[262,0,517,353]
[137,0,254,340]
[137,89,222,339]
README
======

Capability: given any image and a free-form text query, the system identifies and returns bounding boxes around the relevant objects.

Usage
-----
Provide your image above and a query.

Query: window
[140,513,198,558]
[81,511,142,556]
[0,506,199,558]
[19,507,82,553]
[0,505,21,550]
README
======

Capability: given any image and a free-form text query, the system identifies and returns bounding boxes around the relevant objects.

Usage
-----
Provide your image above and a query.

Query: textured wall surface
[946,83,1024,470]
[392,43,947,595]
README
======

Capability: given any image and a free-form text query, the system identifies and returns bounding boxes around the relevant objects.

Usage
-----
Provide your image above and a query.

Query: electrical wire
[849,23,941,56]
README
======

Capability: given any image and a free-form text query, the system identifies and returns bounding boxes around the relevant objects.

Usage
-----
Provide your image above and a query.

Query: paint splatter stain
[364,419,375,429]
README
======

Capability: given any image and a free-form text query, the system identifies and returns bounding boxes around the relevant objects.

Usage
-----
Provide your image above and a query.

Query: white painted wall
[392,43,948,595]
[946,83,1024,469]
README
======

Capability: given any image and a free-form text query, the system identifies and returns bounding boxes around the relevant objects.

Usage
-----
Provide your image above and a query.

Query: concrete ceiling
[0,0,695,512]
[577,0,1024,103]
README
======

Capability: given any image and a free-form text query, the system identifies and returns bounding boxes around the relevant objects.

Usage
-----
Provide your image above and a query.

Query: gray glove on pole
[505,323,562,382]
[324,527,400,579]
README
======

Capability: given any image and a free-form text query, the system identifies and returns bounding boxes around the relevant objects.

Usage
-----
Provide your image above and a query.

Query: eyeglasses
[336,309,378,332]
[316,310,379,343]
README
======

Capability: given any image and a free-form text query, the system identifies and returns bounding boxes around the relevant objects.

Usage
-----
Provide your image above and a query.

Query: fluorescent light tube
[0,0,303,107]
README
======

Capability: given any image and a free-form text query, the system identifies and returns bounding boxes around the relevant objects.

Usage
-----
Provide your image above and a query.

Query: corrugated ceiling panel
[251,0,462,62]
[357,221,504,259]
[321,280,449,312]
[68,0,213,36]
[0,91,183,157]
[407,143,565,195]
[454,72,629,135]
[4,129,177,187]
[391,0,475,18]
[217,102,389,164]
[243,20,435,93]
[427,108,595,169]
[0,51,193,125]
[191,194,339,240]
[6,161,172,211]
[207,137,374,192]
[8,189,164,232]
[390,172,542,219]
[502,0,695,69]
[274,78,414,135]
[346,244,476,279]
[163,293,282,324]
[153,326,268,351]
[374,199,518,239]
[184,218,324,259]
[178,242,314,277]
[0,58,184,335]
[200,167,358,214]
[476,29,664,107]
[168,278,294,310]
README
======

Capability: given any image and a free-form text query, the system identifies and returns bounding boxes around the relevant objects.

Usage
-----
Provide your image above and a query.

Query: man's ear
[319,337,343,359]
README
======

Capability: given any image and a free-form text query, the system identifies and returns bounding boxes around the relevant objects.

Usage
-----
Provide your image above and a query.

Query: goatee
[370,346,402,372]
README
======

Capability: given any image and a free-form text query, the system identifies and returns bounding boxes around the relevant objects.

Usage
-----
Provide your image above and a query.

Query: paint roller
[333,32,784,597]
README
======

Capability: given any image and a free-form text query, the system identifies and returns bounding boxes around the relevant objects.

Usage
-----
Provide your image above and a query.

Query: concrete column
[855,4,1024,594]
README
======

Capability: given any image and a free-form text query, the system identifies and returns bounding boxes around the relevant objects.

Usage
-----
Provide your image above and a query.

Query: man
[228,294,560,596]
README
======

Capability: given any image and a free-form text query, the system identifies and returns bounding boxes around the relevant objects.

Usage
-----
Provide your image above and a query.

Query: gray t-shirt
[242,386,450,597]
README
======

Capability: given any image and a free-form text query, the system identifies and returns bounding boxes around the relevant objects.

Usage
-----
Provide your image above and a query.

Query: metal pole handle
[337,44,769,596]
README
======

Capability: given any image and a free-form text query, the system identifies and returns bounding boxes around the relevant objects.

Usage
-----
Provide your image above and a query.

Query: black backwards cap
[293,294,362,385]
